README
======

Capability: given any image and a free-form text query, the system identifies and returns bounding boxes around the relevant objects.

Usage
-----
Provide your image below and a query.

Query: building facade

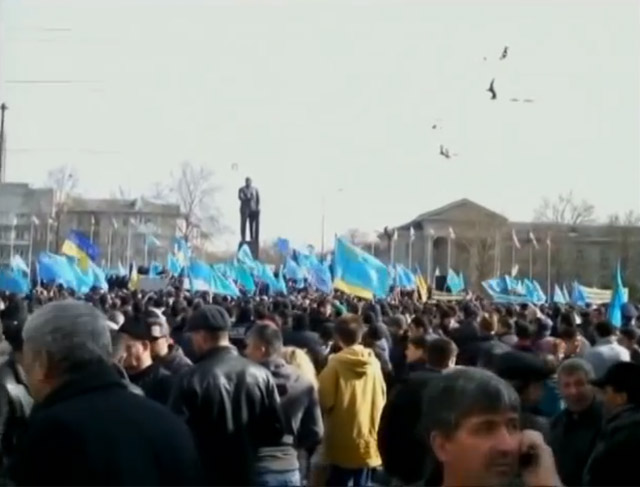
[58,197,182,268]
[380,198,640,294]
[0,182,55,267]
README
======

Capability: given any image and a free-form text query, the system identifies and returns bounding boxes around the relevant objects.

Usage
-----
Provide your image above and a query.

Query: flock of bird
[436,45,535,159]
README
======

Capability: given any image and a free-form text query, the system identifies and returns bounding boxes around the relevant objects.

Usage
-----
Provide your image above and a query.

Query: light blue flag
[10,255,29,276]
[233,263,257,294]
[276,238,291,255]
[446,269,463,294]
[237,244,254,265]
[608,261,625,327]
[284,257,306,288]
[553,284,566,304]
[0,269,30,294]
[309,261,332,294]
[254,262,282,295]
[276,266,288,294]
[211,267,240,297]
[37,252,77,289]
[458,272,466,291]
[562,284,571,304]
[88,260,108,291]
[146,235,160,247]
[571,281,587,306]
[395,264,417,290]
[149,261,163,277]
[167,254,182,275]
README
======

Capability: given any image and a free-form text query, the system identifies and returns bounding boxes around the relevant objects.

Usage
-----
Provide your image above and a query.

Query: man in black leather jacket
[0,320,32,472]
[170,305,285,486]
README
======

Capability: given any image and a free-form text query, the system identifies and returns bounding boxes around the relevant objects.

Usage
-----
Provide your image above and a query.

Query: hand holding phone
[519,429,563,487]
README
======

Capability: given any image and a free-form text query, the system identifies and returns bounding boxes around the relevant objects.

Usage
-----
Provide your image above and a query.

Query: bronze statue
[238,177,260,243]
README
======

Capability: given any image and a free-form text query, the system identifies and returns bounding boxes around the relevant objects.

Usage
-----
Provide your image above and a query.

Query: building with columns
[379,198,640,293]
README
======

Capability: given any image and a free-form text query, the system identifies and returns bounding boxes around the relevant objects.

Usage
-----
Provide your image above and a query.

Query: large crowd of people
[0,284,638,486]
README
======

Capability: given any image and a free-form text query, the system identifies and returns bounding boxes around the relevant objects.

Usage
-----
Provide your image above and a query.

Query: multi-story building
[381,198,640,295]
[0,182,55,267]
[58,197,182,268]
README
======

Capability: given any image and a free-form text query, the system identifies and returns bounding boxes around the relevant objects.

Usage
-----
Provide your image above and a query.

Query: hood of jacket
[331,345,377,379]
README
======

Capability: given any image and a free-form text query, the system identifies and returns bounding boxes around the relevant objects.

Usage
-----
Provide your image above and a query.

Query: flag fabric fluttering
[529,231,538,249]
[409,227,415,242]
[448,227,456,240]
[512,229,521,249]
[608,261,626,327]
[61,230,100,270]
[333,237,390,300]
[415,266,428,303]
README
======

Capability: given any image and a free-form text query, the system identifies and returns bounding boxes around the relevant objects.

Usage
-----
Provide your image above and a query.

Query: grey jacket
[584,337,630,379]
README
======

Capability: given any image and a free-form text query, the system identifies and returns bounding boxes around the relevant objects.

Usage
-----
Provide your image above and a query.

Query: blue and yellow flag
[333,237,390,300]
[61,230,100,270]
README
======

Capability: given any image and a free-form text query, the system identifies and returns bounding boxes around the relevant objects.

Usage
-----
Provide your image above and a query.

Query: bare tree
[45,165,79,249]
[341,228,374,247]
[607,210,640,226]
[533,191,596,225]
[166,162,222,244]
[146,181,172,202]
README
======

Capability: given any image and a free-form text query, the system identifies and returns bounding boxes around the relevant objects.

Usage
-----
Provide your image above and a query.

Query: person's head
[497,316,514,336]
[479,313,497,335]
[245,177,252,187]
[185,305,232,358]
[333,313,364,348]
[387,314,407,337]
[592,362,640,413]
[425,368,521,487]
[618,327,639,350]
[406,334,429,363]
[556,358,595,412]
[245,323,283,363]
[514,320,533,342]
[282,346,317,388]
[21,300,113,403]
[427,337,459,370]
[494,351,551,406]
[118,314,157,374]
[409,315,429,338]
[595,320,615,339]
[142,308,172,359]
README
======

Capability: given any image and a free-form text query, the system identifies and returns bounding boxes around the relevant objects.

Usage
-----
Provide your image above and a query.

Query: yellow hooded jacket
[318,345,386,468]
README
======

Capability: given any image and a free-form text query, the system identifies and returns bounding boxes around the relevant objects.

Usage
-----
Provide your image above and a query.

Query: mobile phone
[519,448,538,470]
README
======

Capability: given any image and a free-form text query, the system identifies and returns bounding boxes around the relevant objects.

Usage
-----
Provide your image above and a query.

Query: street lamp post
[320,188,343,254]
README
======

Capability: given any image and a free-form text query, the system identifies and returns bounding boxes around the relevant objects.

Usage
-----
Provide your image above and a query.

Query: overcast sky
[1,0,639,250]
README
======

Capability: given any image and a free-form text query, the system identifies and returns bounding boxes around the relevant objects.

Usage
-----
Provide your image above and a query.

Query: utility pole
[0,103,7,183]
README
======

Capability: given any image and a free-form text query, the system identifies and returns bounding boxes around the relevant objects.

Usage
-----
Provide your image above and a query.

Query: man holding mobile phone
[423,368,562,487]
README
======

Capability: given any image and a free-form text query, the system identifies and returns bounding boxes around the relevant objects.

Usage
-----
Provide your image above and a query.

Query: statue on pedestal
[238,177,260,248]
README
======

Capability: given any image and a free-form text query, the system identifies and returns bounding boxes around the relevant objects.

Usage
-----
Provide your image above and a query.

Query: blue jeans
[254,468,301,487]
[326,466,372,487]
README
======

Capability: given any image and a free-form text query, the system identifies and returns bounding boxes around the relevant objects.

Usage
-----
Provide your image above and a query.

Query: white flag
[448,227,456,240]
[529,231,538,249]
[392,229,398,241]
[30,215,39,226]
[546,233,551,247]
[111,217,118,229]
[9,215,17,227]
[409,226,415,241]
[512,229,521,249]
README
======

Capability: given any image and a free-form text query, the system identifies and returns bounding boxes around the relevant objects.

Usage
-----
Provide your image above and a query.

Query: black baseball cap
[591,362,640,401]
[185,305,231,333]
[494,350,552,383]
[119,310,170,342]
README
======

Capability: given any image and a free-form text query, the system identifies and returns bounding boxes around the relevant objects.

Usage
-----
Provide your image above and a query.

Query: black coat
[127,362,174,405]
[0,355,32,468]
[550,398,603,487]
[8,361,203,487]
[170,345,285,486]
[156,344,192,375]
[378,368,441,485]
[584,405,640,486]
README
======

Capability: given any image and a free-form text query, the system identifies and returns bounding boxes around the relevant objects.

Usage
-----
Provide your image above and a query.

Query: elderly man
[549,358,603,487]
[8,300,203,486]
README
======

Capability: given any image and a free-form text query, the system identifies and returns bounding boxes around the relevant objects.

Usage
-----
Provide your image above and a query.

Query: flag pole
[447,237,452,272]
[144,235,149,266]
[528,245,533,279]
[126,219,132,269]
[9,216,16,261]
[28,216,36,276]
[426,228,433,284]
[408,232,413,268]
[107,227,113,269]
[546,233,551,300]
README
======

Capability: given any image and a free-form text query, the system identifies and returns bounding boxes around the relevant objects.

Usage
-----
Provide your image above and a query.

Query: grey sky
[1,0,639,250]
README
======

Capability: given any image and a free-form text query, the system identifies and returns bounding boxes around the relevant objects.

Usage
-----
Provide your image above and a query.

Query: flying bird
[523,98,535,103]
[439,145,453,159]
[487,78,497,100]
[499,46,509,60]
[510,98,520,102]
[432,124,437,129]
